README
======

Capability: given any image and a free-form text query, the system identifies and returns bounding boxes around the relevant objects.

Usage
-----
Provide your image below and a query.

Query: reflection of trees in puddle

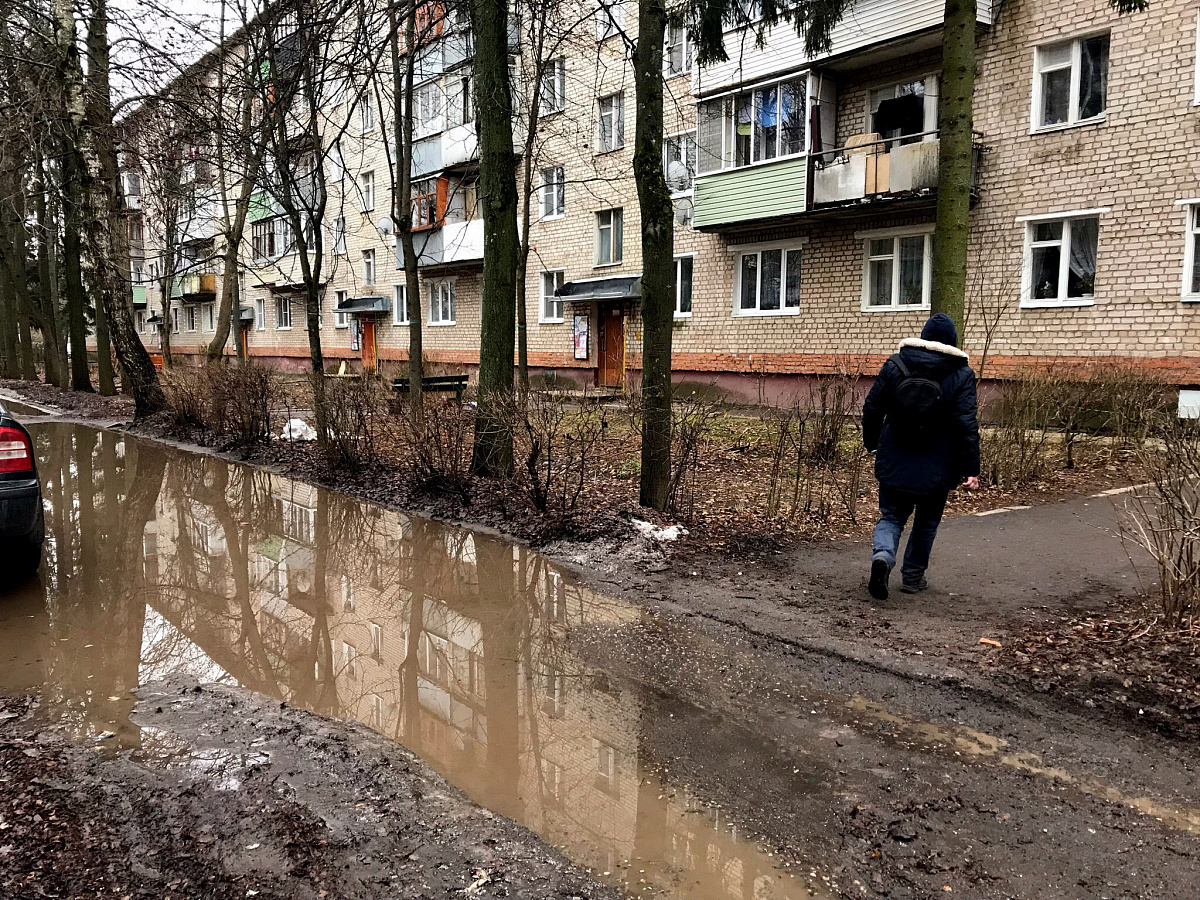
[30,422,820,900]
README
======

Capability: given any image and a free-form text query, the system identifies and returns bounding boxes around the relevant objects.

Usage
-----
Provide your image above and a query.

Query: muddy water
[0,422,824,900]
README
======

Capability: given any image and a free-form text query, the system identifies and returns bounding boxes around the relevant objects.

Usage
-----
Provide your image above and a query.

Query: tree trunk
[634,0,674,511]
[0,266,19,379]
[34,157,66,388]
[468,0,520,476]
[930,0,976,340]
[85,0,164,413]
[390,2,423,414]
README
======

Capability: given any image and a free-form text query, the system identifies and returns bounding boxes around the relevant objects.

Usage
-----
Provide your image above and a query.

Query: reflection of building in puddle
[137,462,819,899]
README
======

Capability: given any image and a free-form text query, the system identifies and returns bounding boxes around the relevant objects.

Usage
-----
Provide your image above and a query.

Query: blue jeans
[872,485,949,585]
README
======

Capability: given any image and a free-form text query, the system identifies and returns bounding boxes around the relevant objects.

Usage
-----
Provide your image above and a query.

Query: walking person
[862,313,981,600]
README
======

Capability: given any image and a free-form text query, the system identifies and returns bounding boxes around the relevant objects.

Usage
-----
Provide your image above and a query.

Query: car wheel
[11,538,42,580]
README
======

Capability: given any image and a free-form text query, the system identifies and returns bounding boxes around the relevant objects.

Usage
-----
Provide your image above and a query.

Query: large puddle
[0,422,825,900]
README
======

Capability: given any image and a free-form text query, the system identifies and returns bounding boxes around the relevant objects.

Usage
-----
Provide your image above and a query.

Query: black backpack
[887,354,945,447]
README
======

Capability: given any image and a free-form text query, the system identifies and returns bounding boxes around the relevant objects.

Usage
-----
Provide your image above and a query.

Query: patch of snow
[631,519,689,542]
[280,418,317,442]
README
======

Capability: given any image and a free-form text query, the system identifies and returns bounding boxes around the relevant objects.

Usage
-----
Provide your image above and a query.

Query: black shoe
[900,577,928,595]
[868,557,890,600]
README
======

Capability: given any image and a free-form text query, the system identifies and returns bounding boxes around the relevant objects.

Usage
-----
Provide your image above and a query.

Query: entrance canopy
[556,275,641,301]
[336,295,390,316]
[239,306,255,322]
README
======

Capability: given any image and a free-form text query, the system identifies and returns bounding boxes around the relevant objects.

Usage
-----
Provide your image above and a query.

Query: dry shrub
[983,363,1171,486]
[316,374,387,469]
[396,392,475,493]
[161,368,207,429]
[667,393,721,519]
[514,391,608,513]
[1122,418,1200,628]
[206,361,278,447]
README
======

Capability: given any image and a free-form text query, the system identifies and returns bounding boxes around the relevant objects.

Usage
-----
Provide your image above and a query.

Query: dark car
[0,402,43,578]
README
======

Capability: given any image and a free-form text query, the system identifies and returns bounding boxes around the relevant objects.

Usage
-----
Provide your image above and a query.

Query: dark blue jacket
[862,338,980,494]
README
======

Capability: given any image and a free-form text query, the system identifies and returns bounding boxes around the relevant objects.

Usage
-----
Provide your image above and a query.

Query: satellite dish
[377,216,394,235]
[674,196,694,227]
[666,160,691,193]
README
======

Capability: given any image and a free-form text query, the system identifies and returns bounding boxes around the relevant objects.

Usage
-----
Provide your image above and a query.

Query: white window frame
[664,19,692,77]
[1179,199,1200,301]
[664,132,696,196]
[393,283,409,325]
[255,297,266,331]
[865,73,940,146]
[359,170,375,212]
[358,94,375,132]
[595,208,623,267]
[856,225,933,312]
[731,239,805,317]
[333,216,347,255]
[540,58,566,114]
[694,75,808,176]
[596,0,624,40]
[597,93,625,153]
[186,305,197,332]
[135,310,146,333]
[362,248,376,285]
[540,269,565,323]
[414,81,443,139]
[1195,13,1200,106]
[1030,32,1109,134]
[202,301,215,332]
[171,307,179,334]
[276,294,293,329]
[429,279,456,326]
[540,166,565,219]
[335,289,349,328]
[674,254,694,318]
[1017,208,1107,309]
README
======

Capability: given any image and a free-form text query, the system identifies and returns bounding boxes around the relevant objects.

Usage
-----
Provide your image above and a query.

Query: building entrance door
[599,305,624,389]
[361,318,378,374]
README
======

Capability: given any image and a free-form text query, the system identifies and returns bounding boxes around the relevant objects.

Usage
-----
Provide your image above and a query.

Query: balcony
[441,123,478,171]
[692,156,809,230]
[395,218,484,269]
[171,272,217,300]
[810,133,982,210]
[131,285,147,307]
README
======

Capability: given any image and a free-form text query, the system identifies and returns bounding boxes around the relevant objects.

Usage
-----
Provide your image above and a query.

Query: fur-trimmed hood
[897,337,969,360]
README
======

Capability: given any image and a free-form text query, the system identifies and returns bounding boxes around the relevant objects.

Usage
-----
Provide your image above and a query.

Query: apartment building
[122,0,1199,401]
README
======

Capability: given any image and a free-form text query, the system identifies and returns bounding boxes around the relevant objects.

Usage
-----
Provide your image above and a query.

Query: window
[869,77,935,146]
[129,219,144,242]
[341,641,357,679]
[862,230,931,309]
[1022,213,1100,306]
[362,249,376,284]
[1183,204,1200,300]
[276,294,292,328]
[415,81,443,138]
[333,216,347,255]
[664,133,696,194]
[412,178,439,229]
[596,0,624,40]
[597,93,624,152]
[448,73,473,126]
[594,740,619,794]
[135,310,146,332]
[540,58,566,114]
[341,575,356,611]
[370,694,383,728]
[186,305,197,332]
[358,94,375,132]
[665,20,692,77]
[252,218,279,260]
[674,255,693,317]
[393,284,409,325]
[540,167,565,218]
[430,280,455,324]
[696,78,806,173]
[335,289,349,328]
[595,208,623,265]
[203,302,215,331]
[1033,34,1109,131]
[540,270,565,322]
[736,244,802,314]
[171,307,179,333]
[255,297,265,330]
[371,623,384,656]
[358,171,375,212]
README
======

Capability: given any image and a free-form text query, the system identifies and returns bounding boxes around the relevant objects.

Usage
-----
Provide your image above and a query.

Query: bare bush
[161,368,207,429]
[668,394,721,519]
[1122,418,1200,628]
[206,362,278,448]
[515,391,608,513]
[397,394,475,493]
[316,375,387,469]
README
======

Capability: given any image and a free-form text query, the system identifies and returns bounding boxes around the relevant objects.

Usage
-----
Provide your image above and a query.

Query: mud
[1,419,1197,899]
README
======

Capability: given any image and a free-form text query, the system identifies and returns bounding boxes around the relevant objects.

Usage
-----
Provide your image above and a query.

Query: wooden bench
[391,374,469,401]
